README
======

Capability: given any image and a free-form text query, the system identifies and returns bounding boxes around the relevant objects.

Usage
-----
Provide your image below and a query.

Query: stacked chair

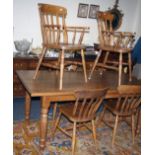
[89,11,135,85]
[33,3,89,89]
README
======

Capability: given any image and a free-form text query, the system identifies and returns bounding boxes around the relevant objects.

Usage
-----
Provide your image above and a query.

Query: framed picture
[88,5,100,19]
[77,3,89,18]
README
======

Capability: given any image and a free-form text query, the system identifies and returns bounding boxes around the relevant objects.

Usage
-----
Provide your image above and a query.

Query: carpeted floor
[13,114,141,155]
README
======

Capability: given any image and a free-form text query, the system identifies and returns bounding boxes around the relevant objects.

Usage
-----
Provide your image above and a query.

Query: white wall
[13,0,140,48]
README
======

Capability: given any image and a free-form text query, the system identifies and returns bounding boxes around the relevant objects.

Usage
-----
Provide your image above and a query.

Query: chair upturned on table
[33,3,89,89]
[98,85,141,147]
[52,89,108,155]
[89,11,135,86]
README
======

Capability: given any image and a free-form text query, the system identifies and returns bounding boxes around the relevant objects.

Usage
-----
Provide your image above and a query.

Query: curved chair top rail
[117,85,141,95]
[38,3,67,16]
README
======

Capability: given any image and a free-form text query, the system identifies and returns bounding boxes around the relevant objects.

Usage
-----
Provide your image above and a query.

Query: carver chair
[52,88,108,155]
[33,3,89,89]
[99,85,141,147]
[89,11,135,85]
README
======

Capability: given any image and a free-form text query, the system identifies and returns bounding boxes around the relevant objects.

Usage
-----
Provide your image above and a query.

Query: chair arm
[64,26,89,44]
[65,26,89,33]
[101,31,135,48]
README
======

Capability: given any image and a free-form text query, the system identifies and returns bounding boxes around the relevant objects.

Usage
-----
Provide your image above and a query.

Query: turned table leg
[40,96,51,150]
[25,91,31,125]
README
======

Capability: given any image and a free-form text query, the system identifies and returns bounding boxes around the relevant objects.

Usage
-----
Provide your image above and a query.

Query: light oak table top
[16,70,140,99]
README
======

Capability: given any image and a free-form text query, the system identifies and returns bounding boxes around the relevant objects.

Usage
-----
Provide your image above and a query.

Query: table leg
[25,91,31,125]
[40,96,50,150]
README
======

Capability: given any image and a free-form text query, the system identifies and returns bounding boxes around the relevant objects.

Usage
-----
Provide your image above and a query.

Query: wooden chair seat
[99,45,132,53]
[59,104,95,122]
[43,43,86,51]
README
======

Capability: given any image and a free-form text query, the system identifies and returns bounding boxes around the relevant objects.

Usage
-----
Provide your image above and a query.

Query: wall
[13,0,140,48]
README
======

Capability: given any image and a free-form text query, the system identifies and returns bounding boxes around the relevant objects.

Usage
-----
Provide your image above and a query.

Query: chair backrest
[73,88,108,121]
[38,3,68,45]
[115,85,141,114]
[38,3,89,46]
[97,11,135,48]
[97,11,114,32]
[97,11,114,46]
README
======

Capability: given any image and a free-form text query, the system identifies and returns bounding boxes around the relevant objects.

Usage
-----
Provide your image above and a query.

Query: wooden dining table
[16,70,140,150]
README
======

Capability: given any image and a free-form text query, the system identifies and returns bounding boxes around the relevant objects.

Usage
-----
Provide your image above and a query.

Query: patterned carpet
[13,115,141,155]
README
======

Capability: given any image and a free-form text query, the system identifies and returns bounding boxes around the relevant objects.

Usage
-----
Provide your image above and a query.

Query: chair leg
[81,49,87,82]
[128,52,132,82]
[33,47,47,79]
[112,115,119,147]
[135,108,141,136]
[91,119,97,146]
[131,114,135,144]
[88,49,102,80]
[118,53,123,86]
[59,49,65,90]
[52,112,61,138]
[72,122,77,155]
[102,51,109,66]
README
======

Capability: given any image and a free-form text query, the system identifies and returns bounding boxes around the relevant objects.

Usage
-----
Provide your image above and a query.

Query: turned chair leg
[81,49,87,82]
[91,119,97,146]
[131,114,135,144]
[112,115,119,147]
[135,108,141,136]
[88,49,102,80]
[59,49,65,90]
[33,47,47,79]
[128,52,132,82]
[72,122,77,155]
[118,53,123,86]
[52,113,61,138]
[102,51,109,66]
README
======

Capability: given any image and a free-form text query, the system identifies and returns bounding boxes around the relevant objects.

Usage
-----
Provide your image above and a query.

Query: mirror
[107,0,123,31]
